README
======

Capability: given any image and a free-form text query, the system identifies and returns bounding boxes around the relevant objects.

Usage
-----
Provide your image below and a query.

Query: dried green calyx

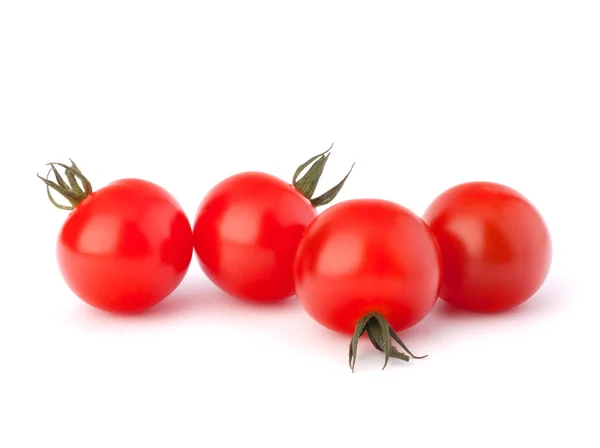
[292,144,354,208]
[349,312,427,372]
[37,160,93,211]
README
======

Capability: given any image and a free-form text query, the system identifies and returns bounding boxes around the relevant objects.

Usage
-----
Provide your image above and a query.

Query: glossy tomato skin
[57,179,193,313]
[293,199,442,335]
[423,182,551,313]
[193,172,318,303]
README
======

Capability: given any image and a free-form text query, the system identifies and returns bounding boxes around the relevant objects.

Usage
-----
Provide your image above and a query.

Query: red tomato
[293,199,441,370]
[193,148,352,303]
[41,163,193,313]
[423,181,552,313]
[294,198,441,333]
[193,172,318,302]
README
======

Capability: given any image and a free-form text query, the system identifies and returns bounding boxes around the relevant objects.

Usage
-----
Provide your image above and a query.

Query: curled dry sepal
[37,160,92,210]
[349,312,427,372]
[292,143,355,208]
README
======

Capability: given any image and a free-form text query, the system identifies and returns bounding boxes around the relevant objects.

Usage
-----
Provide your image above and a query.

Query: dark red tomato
[192,148,353,303]
[40,162,193,313]
[294,199,442,335]
[423,181,552,313]
[193,172,318,303]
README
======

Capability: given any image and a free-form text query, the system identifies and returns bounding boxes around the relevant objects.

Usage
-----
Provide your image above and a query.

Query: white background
[1,1,598,447]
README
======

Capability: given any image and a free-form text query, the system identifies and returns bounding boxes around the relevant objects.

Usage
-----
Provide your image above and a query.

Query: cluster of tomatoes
[39,148,551,371]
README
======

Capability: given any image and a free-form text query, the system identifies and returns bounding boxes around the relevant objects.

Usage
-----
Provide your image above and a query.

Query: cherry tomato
[40,162,193,313]
[293,199,442,370]
[423,181,552,313]
[193,148,353,303]
[194,172,317,302]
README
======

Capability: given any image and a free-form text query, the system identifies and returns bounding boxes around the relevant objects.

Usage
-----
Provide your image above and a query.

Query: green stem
[349,312,427,372]
[37,159,92,211]
[292,144,354,207]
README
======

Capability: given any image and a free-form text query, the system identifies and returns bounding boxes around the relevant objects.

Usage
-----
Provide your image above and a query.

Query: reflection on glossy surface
[316,232,365,276]
[57,179,193,313]
[76,214,122,255]
[220,204,263,244]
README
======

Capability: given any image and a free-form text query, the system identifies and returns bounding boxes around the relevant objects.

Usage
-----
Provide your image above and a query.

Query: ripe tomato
[193,148,353,303]
[40,161,193,313]
[293,199,442,370]
[423,181,552,313]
